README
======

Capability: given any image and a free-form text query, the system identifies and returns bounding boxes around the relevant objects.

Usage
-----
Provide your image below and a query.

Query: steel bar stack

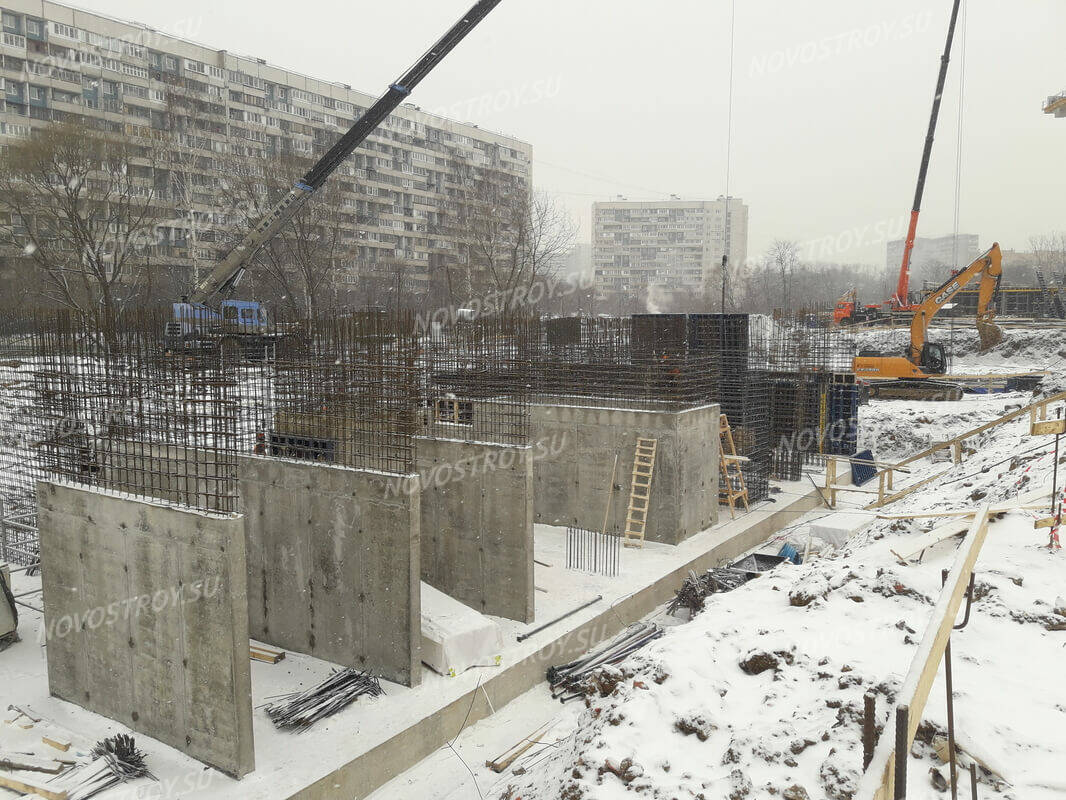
[547,622,663,702]
[264,667,385,731]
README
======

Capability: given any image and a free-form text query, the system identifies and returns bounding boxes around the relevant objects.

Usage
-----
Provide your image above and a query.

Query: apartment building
[886,233,979,276]
[0,0,532,298]
[592,197,748,297]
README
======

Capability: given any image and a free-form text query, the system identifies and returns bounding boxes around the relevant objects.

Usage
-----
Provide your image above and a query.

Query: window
[102,58,120,72]
[50,22,77,40]
[2,12,19,33]
[163,55,178,71]
[28,85,44,102]
[184,59,205,74]
[121,63,148,79]
[208,65,224,80]
[25,19,42,37]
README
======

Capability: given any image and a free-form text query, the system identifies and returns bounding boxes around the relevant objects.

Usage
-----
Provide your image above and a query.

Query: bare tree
[216,151,354,319]
[451,163,576,307]
[0,121,169,331]
[766,239,800,312]
[1029,233,1066,277]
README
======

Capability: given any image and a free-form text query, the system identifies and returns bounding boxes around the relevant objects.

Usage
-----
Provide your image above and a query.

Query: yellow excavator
[854,243,1003,400]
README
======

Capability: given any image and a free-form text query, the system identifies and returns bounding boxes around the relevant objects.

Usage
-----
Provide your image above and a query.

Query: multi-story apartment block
[0,0,532,299]
[592,197,748,297]
[886,233,979,275]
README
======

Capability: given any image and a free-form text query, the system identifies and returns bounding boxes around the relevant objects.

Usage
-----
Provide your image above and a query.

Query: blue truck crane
[165,0,504,350]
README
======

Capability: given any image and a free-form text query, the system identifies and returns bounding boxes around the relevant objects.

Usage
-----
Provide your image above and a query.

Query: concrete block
[238,457,421,688]
[37,482,253,778]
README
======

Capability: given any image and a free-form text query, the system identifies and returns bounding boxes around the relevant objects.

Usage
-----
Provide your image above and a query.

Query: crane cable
[950,1,967,354]
[722,0,736,312]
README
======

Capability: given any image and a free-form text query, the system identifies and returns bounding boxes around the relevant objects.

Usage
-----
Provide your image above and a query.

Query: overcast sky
[75,0,1065,269]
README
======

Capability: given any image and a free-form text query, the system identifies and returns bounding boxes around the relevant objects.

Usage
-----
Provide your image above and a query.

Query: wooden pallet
[623,438,657,548]
[719,414,750,519]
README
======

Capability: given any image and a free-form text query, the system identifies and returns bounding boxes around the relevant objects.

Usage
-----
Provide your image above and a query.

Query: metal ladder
[719,414,750,519]
[623,438,657,549]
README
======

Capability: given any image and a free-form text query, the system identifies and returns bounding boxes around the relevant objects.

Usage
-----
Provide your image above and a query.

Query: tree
[451,162,575,308]
[0,121,169,331]
[216,151,354,319]
[766,239,800,312]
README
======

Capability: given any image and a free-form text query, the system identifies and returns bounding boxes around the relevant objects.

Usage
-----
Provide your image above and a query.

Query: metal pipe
[516,595,603,643]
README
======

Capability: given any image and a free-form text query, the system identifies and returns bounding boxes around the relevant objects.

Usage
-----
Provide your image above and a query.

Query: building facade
[886,233,979,277]
[592,197,748,297]
[0,0,532,300]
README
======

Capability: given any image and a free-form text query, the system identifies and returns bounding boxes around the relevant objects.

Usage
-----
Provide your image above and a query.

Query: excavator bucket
[977,318,1003,351]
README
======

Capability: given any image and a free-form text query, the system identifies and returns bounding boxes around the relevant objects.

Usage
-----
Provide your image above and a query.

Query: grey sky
[74,0,1064,269]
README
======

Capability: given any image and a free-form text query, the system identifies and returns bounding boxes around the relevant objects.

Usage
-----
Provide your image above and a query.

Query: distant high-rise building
[886,233,980,282]
[592,197,748,297]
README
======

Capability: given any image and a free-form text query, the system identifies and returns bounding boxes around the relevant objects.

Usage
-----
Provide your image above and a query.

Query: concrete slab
[238,456,421,688]
[36,481,254,778]
[416,437,534,623]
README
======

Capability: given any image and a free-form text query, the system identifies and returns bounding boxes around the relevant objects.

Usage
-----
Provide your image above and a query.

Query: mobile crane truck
[164,0,505,353]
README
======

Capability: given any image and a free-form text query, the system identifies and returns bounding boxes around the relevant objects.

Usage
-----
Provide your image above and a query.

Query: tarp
[420,582,503,676]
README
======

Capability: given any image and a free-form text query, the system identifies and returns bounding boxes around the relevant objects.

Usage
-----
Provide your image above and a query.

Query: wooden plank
[41,734,71,753]
[0,753,65,774]
[0,769,69,799]
[1031,419,1066,435]
[1034,516,1058,530]
[889,519,971,564]
[864,470,951,510]
[856,506,991,800]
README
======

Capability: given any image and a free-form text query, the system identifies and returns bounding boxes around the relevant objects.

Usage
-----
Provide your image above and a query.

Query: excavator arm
[907,242,1002,362]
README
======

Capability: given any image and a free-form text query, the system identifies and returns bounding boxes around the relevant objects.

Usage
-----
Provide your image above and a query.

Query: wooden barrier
[855,505,991,800]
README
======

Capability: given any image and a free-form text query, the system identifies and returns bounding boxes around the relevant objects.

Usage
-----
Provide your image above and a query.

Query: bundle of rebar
[64,734,155,800]
[666,567,751,617]
[265,668,385,731]
[547,622,663,702]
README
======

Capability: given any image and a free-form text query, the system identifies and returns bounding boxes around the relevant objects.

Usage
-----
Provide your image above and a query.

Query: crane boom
[189,0,504,305]
[892,0,963,309]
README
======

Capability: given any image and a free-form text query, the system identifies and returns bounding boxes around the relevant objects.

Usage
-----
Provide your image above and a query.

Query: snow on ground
[377,340,1066,800]
[851,323,1066,375]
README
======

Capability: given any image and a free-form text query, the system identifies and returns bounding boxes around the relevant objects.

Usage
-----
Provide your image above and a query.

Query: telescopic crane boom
[188,0,504,306]
[891,0,963,310]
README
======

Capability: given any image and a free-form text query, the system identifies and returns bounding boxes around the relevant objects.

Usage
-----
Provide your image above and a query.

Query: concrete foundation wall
[415,437,534,623]
[37,482,253,778]
[238,456,421,687]
[531,403,719,545]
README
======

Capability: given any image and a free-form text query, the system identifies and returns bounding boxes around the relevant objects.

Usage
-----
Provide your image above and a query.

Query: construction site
[0,1,1063,800]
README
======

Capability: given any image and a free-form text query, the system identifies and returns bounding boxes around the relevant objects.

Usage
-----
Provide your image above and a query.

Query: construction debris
[547,622,663,702]
[485,720,557,773]
[264,668,385,731]
[666,568,750,616]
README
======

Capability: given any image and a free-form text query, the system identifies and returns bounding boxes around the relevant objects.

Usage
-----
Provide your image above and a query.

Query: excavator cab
[919,342,947,375]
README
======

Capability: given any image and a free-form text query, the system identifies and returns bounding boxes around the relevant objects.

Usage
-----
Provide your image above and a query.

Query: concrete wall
[415,437,534,623]
[531,402,719,545]
[37,482,254,778]
[238,456,421,687]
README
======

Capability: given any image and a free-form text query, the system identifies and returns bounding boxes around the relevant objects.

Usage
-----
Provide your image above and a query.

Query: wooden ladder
[719,414,750,519]
[623,437,657,548]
